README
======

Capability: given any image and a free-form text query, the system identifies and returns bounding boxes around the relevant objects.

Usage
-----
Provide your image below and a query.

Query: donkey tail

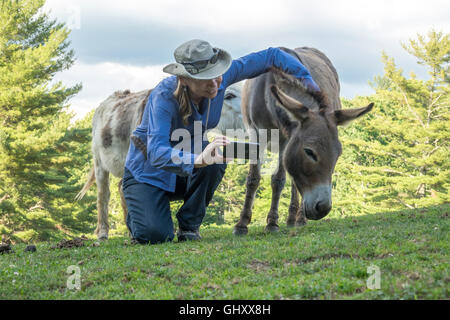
[75,167,96,201]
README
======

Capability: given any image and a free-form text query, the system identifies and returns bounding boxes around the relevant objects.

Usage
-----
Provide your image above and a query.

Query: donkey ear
[333,103,374,126]
[270,85,309,121]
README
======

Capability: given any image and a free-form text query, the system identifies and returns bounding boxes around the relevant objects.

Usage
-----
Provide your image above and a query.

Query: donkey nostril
[315,202,321,212]
[315,201,331,213]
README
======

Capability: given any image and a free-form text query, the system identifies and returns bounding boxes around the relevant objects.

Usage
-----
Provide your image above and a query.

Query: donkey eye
[224,92,236,100]
[304,148,318,162]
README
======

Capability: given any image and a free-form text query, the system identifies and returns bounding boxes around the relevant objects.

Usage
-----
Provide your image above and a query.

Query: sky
[41,0,450,120]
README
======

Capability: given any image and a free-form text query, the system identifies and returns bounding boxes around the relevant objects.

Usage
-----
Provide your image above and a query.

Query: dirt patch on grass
[289,251,399,265]
[0,243,12,254]
[203,283,222,290]
[247,259,272,272]
[51,235,88,249]
[296,253,357,264]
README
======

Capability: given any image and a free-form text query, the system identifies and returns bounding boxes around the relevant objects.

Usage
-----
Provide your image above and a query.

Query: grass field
[1,204,448,300]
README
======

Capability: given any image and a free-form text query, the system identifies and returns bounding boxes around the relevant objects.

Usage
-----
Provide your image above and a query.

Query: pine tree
[334,30,449,214]
[0,0,90,241]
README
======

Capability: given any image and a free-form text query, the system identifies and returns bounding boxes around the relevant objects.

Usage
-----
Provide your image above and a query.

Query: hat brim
[163,49,232,80]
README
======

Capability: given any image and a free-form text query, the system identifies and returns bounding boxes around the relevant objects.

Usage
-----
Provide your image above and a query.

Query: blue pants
[122,164,226,244]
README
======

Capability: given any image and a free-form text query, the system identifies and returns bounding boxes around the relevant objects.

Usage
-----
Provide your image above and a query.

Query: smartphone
[223,141,260,160]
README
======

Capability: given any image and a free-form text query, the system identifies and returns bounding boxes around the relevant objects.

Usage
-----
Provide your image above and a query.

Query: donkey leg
[295,199,308,227]
[95,163,110,240]
[287,182,300,227]
[265,156,286,233]
[233,162,261,236]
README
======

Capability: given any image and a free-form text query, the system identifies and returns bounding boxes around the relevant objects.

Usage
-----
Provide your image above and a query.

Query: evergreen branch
[398,86,426,128]
[425,140,441,158]
[28,201,44,211]
[428,93,443,110]
[431,103,450,111]
[384,151,400,159]
[0,193,10,203]
[383,169,415,178]
[427,92,445,126]
[396,198,415,210]
[431,111,450,119]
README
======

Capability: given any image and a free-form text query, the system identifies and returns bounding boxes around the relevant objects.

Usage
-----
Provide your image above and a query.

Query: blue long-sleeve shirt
[124,47,316,192]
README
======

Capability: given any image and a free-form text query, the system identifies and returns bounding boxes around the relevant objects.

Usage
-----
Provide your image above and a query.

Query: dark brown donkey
[233,47,373,235]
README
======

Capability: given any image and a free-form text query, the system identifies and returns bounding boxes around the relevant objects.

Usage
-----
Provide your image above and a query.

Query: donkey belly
[96,144,126,178]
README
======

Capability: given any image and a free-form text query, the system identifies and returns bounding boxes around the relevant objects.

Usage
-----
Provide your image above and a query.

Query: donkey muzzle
[303,184,332,220]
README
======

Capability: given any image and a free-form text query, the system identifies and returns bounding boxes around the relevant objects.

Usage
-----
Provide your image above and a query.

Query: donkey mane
[270,67,330,112]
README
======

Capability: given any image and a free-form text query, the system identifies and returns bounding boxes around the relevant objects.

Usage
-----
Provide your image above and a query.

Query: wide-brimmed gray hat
[163,39,232,80]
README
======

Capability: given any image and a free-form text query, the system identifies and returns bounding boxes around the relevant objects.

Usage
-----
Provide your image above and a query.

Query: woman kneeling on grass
[123,39,321,244]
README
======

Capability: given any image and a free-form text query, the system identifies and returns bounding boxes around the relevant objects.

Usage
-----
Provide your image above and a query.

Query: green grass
[1,204,448,300]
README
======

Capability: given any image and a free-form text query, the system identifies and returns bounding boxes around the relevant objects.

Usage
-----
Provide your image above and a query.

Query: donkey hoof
[97,232,108,241]
[233,226,248,236]
[295,219,307,227]
[265,224,280,233]
[286,220,296,228]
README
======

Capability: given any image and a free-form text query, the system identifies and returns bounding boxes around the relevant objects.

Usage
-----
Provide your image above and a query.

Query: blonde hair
[173,77,192,126]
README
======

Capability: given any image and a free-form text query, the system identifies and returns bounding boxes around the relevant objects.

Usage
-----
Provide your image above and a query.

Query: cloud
[53,62,167,120]
[43,0,449,36]
[340,82,375,100]
[41,0,449,118]
[43,0,449,70]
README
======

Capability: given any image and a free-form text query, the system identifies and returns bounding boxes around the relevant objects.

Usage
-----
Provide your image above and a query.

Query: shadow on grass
[200,203,449,242]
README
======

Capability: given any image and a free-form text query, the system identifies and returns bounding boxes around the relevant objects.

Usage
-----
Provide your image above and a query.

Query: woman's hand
[194,136,231,168]
[301,77,321,94]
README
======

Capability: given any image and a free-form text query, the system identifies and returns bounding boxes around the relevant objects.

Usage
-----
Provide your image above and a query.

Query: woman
[123,39,321,244]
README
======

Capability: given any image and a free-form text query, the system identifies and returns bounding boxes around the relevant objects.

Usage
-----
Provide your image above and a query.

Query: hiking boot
[177,229,202,242]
